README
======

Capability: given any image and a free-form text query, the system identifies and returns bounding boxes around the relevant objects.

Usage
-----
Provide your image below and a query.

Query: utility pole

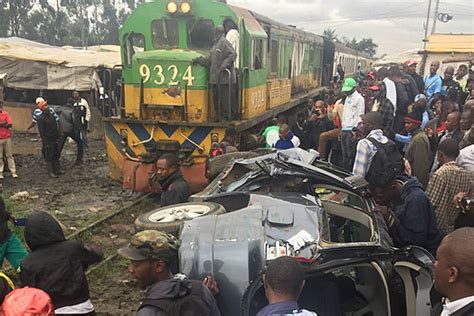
[423,0,432,50]
[431,0,440,34]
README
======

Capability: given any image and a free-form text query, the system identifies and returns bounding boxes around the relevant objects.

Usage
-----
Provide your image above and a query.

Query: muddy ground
[3,132,155,315]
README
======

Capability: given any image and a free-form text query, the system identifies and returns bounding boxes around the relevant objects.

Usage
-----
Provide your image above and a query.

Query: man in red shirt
[0,101,17,179]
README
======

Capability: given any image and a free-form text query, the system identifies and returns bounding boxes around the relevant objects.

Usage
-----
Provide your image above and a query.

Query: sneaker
[11,174,18,179]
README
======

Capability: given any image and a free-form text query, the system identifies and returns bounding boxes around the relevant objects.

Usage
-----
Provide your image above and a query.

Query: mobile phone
[14,218,27,227]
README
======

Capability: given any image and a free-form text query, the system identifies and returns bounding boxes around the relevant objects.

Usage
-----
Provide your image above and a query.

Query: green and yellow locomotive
[104,0,370,189]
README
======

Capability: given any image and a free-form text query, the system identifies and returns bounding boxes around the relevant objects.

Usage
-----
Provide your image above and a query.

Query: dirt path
[3,133,156,314]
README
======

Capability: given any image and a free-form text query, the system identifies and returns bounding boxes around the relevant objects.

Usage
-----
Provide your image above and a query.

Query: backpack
[365,137,404,187]
[139,280,212,316]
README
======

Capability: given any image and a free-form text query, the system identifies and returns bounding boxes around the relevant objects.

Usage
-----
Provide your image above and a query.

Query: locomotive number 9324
[139,64,195,87]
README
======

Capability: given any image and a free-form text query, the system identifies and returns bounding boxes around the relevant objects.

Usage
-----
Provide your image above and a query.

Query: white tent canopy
[0,37,121,91]
[373,49,422,68]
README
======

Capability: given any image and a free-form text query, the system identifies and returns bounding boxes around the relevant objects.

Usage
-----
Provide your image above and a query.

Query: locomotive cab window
[124,33,144,67]
[252,39,265,70]
[151,19,179,49]
[187,19,214,49]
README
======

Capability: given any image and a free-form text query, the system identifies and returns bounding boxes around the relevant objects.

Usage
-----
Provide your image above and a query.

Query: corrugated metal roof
[425,33,474,53]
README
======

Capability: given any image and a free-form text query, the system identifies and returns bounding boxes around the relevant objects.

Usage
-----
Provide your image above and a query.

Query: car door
[391,246,435,316]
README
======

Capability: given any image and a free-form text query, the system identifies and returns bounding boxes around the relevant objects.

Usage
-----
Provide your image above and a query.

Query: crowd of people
[0,58,473,314]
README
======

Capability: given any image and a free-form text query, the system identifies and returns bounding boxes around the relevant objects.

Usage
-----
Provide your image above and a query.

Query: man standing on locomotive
[193,26,237,121]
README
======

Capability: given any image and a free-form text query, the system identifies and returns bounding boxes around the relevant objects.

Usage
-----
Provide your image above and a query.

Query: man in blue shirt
[274,124,300,150]
[257,256,316,316]
[424,60,442,101]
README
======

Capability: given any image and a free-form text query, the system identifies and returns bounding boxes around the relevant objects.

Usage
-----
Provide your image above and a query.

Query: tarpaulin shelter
[0,37,121,91]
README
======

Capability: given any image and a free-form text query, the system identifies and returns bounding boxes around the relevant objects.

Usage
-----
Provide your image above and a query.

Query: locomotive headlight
[166,1,178,14]
[180,2,191,14]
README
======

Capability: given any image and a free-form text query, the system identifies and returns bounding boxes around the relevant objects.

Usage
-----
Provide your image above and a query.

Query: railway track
[64,192,154,276]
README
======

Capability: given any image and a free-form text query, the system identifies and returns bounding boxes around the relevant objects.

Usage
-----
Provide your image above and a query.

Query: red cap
[369,85,380,91]
[2,288,54,316]
[404,60,417,67]
[367,71,376,80]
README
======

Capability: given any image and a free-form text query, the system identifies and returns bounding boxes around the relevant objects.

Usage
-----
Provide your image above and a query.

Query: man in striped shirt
[26,97,63,178]
[427,139,471,234]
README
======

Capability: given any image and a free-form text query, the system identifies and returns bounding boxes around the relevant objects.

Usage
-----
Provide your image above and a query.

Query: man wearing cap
[424,60,442,101]
[404,111,431,188]
[26,97,63,177]
[404,60,424,95]
[395,94,430,150]
[340,77,365,171]
[369,83,394,139]
[118,230,221,316]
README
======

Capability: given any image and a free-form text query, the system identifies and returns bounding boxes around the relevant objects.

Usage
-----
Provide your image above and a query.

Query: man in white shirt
[432,228,474,316]
[72,90,91,149]
[377,67,397,113]
[224,19,239,69]
[340,77,365,171]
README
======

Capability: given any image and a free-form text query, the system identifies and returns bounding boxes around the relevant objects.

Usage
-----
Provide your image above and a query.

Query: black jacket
[409,72,425,94]
[159,171,190,207]
[20,211,102,309]
[304,116,334,149]
[137,278,221,316]
[431,301,474,316]
[389,175,443,254]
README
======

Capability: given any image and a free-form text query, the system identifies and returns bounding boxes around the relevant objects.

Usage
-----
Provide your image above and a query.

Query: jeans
[340,130,356,172]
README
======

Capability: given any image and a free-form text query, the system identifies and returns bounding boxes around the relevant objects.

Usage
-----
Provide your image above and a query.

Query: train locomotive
[104,0,372,192]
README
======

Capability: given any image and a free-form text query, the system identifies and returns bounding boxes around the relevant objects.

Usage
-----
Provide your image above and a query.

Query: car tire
[134,202,226,233]
[207,151,260,180]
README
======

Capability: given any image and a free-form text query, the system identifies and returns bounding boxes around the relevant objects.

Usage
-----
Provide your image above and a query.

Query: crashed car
[136,149,435,315]
[180,193,434,316]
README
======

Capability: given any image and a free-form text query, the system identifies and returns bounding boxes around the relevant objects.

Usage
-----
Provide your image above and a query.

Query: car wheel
[134,202,225,233]
[207,151,260,180]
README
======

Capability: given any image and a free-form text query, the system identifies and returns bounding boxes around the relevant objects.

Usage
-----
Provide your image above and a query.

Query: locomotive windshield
[187,19,214,49]
[151,19,179,49]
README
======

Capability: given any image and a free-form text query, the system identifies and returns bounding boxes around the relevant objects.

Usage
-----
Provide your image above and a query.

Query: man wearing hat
[404,60,424,96]
[340,77,365,171]
[118,230,221,316]
[369,83,394,139]
[404,110,431,188]
[26,97,63,177]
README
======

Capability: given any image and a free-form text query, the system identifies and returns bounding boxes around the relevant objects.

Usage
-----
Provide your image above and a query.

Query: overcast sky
[227,0,474,57]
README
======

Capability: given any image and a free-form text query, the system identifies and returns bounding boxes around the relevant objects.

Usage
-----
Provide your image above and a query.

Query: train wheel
[134,202,225,233]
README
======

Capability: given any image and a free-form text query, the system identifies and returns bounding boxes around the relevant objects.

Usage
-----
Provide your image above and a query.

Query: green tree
[342,37,377,57]
[354,38,378,57]
[1,0,34,37]
[323,28,338,41]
